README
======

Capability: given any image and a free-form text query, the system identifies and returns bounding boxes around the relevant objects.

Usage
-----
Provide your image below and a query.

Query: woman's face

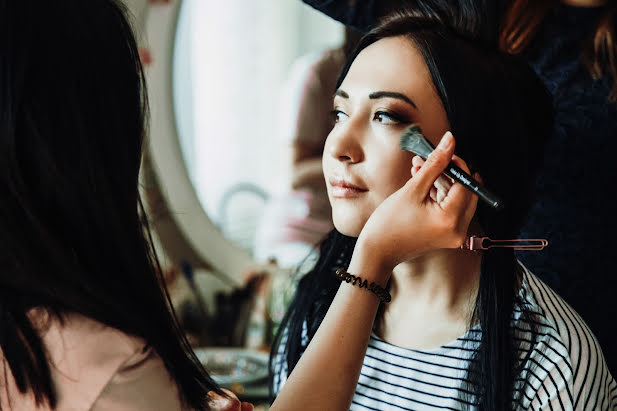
[323,35,450,236]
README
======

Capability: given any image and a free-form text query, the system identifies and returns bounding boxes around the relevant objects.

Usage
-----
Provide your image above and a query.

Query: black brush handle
[444,164,503,209]
[399,126,504,209]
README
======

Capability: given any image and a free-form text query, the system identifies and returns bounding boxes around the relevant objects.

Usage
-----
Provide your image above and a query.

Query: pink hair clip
[462,236,548,251]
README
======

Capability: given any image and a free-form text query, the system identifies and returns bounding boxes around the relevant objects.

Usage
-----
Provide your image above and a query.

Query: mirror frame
[133,0,255,285]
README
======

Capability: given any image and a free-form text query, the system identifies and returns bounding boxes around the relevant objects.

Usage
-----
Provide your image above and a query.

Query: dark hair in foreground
[271,13,553,410]
[0,0,219,408]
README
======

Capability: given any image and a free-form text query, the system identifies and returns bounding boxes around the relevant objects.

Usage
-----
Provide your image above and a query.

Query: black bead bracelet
[334,268,391,303]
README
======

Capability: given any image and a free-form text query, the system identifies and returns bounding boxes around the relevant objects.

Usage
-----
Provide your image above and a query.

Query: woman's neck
[375,249,482,350]
[389,249,481,309]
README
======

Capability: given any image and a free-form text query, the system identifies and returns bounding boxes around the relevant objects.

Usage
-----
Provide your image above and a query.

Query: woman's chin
[332,216,365,238]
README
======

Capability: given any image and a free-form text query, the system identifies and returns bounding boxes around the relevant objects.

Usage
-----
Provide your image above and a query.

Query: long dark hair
[0,0,220,408]
[500,0,617,102]
[271,14,553,410]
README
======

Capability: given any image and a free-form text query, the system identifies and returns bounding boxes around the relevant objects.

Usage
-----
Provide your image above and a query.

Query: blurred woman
[0,0,250,409]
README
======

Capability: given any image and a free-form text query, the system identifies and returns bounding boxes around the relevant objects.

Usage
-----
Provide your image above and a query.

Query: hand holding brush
[400,124,503,209]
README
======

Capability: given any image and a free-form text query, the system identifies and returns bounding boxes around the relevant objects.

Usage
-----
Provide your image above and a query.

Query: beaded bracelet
[334,268,391,303]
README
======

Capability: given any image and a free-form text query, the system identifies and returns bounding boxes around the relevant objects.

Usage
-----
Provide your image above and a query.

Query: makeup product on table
[399,124,503,209]
[181,261,210,327]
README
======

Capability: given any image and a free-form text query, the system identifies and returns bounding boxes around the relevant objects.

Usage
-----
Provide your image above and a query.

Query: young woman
[300,0,617,374]
[0,0,250,409]
[270,14,617,410]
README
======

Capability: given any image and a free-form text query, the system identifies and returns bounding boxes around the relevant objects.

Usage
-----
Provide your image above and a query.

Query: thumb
[207,390,243,411]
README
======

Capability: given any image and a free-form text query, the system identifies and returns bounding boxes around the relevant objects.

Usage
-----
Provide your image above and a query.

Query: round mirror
[173,1,343,265]
[141,0,343,282]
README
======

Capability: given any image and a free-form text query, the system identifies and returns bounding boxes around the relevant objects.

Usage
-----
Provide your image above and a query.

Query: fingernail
[438,132,453,151]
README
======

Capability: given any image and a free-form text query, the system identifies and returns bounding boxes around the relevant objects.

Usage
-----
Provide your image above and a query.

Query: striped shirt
[273,266,617,410]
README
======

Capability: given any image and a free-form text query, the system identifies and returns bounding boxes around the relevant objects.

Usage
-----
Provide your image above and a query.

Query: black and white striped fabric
[273,266,617,410]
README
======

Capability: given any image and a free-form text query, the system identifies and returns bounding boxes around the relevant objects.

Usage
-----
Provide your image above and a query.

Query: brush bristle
[399,124,434,159]
[399,124,423,150]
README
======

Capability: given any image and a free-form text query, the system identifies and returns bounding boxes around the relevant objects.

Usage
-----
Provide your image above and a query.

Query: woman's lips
[329,178,368,198]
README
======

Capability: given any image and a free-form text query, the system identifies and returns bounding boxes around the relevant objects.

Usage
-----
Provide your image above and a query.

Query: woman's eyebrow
[369,91,417,109]
[334,89,349,98]
[334,89,417,110]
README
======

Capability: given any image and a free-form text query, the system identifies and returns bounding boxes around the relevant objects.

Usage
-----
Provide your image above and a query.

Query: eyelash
[330,109,411,125]
[373,110,410,125]
[331,109,347,123]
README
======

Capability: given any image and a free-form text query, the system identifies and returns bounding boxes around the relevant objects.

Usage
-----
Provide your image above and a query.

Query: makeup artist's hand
[207,389,254,411]
[353,132,478,277]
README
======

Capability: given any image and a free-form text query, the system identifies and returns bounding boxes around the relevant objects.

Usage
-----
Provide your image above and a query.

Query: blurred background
[125,0,346,406]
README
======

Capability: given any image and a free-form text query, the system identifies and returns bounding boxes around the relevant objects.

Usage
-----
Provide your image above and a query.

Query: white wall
[174,0,343,224]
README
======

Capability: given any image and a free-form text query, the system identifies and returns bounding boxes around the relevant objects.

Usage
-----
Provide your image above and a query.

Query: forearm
[271,252,389,410]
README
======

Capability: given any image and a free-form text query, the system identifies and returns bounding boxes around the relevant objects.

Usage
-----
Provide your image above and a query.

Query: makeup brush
[400,124,504,209]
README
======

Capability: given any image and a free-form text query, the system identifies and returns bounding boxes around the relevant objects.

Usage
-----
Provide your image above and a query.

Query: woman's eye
[373,111,408,125]
[331,109,348,123]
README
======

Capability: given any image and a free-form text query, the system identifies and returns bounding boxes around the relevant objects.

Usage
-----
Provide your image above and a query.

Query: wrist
[335,268,391,303]
[348,239,393,286]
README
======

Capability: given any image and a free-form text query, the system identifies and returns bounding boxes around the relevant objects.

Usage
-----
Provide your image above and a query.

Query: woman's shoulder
[37,310,150,409]
[39,309,144,353]
[0,310,148,410]
[514,267,617,409]
[517,267,603,356]
[34,310,182,410]
[40,311,144,368]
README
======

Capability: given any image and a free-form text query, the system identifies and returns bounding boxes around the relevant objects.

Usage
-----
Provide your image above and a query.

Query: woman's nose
[327,123,364,164]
